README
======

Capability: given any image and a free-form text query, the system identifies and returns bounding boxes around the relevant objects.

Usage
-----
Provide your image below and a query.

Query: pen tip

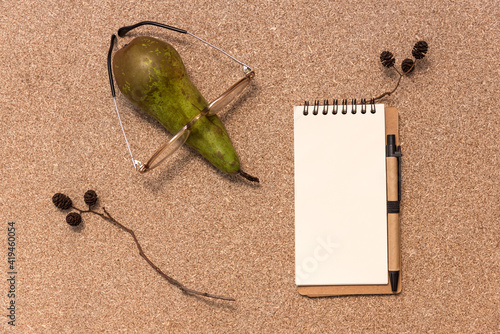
[389,271,399,293]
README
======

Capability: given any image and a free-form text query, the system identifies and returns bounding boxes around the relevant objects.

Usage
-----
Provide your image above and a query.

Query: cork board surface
[1,1,498,333]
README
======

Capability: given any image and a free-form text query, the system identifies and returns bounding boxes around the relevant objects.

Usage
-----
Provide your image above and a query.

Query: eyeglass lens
[140,128,191,172]
[207,75,251,116]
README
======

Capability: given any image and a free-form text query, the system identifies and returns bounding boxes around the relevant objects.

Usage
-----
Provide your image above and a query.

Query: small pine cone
[66,212,82,226]
[412,41,428,59]
[401,58,415,74]
[52,193,73,210]
[380,51,395,68]
[84,190,98,207]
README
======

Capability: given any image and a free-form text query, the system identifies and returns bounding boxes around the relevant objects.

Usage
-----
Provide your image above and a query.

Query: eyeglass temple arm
[118,21,187,37]
[116,21,252,71]
[107,34,117,97]
[107,34,138,169]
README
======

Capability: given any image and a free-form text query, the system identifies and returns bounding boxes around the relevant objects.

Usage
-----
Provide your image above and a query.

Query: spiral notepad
[294,101,388,287]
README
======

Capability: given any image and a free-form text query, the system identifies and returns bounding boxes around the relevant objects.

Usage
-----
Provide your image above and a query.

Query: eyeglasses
[107,21,254,173]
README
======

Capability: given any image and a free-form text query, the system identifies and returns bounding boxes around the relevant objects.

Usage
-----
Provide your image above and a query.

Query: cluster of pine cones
[52,190,98,226]
[380,41,428,74]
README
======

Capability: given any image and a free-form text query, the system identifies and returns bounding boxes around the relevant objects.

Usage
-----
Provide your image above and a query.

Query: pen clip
[396,145,402,202]
[387,135,402,202]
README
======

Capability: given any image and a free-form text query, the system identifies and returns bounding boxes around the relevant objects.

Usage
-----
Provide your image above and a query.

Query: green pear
[113,36,257,181]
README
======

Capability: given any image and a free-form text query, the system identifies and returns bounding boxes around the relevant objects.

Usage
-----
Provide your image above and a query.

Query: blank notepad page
[294,104,388,285]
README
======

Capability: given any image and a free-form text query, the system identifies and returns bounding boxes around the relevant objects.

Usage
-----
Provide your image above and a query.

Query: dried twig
[52,191,234,302]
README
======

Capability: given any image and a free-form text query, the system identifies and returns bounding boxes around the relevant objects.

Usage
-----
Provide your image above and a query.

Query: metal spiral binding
[341,99,348,114]
[303,101,309,115]
[302,98,377,115]
[312,100,320,115]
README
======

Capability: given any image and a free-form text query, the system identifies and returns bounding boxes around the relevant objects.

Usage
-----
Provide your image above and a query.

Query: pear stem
[238,170,260,183]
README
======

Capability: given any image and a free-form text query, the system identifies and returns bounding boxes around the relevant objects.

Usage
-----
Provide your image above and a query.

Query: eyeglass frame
[107,21,254,173]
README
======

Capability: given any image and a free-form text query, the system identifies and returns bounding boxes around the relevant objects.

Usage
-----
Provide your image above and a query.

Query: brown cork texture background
[0,1,498,333]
